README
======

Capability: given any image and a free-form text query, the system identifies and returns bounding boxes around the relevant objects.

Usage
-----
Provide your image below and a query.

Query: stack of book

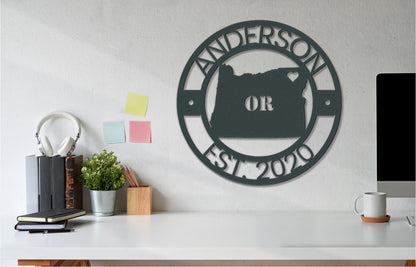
[15,208,86,233]
[25,155,83,213]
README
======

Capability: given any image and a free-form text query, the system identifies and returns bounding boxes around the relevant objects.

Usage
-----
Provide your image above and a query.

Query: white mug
[354,192,387,218]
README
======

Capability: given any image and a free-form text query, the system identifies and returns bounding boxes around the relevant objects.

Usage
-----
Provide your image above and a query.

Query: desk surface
[1,211,415,261]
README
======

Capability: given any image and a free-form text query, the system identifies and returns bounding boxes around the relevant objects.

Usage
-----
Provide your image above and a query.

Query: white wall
[1,0,415,216]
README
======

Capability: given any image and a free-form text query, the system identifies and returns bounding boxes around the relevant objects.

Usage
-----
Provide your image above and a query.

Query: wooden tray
[361,215,390,223]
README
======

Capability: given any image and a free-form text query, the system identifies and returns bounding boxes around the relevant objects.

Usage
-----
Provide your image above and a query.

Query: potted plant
[80,150,125,216]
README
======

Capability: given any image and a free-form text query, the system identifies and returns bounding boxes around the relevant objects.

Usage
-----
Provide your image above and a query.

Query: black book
[38,156,52,211]
[15,220,68,231]
[17,208,86,223]
[51,156,66,209]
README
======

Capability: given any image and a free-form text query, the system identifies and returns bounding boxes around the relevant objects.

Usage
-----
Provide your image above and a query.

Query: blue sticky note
[102,121,125,144]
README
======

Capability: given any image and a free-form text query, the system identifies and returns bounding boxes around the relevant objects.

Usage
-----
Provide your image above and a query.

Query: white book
[25,155,39,213]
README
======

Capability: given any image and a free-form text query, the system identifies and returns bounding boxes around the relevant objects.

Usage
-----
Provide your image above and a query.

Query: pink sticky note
[129,121,151,143]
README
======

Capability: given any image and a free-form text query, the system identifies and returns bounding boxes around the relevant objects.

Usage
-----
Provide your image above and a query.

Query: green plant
[80,150,125,191]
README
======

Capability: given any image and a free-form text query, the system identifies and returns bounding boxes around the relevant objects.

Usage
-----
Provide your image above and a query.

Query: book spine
[25,155,39,213]
[65,155,83,209]
[38,156,52,211]
[51,156,66,209]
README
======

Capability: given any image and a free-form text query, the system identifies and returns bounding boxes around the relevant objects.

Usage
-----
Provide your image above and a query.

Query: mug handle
[354,195,363,215]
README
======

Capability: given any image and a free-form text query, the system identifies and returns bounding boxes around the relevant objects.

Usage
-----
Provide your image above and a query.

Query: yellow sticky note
[124,92,149,117]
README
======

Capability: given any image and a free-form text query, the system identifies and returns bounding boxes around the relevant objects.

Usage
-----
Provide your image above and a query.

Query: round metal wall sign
[177,20,342,185]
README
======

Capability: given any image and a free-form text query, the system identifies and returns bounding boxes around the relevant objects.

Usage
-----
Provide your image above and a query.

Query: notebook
[17,208,86,223]
[15,220,68,231]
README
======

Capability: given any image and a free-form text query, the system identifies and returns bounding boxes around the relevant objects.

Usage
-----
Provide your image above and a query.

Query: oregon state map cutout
[177,20,342,185]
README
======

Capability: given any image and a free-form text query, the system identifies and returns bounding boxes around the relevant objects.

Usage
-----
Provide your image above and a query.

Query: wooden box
[127,186,152,215]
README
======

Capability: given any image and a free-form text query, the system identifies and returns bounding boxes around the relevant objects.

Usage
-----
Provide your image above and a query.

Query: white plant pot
[89,190,117,216]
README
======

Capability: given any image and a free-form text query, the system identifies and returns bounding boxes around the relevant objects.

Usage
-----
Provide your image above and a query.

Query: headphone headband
[36,111,81,138]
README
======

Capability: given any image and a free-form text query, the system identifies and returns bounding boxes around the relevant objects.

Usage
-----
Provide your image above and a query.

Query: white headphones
[35,111,81,157]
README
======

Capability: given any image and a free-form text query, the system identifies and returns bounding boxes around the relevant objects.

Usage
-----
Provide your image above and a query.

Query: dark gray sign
[177,20,342,185]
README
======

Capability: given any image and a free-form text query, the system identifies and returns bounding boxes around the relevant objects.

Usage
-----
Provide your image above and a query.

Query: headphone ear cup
[57,136,75,156]
[41,135,54,156]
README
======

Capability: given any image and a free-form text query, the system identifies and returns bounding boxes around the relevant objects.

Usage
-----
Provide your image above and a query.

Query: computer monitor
[376,73,415,197]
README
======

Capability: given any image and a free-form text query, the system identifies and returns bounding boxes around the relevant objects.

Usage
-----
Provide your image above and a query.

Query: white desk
[1,211,415,264]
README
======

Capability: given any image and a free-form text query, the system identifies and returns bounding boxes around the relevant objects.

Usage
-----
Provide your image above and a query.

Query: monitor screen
[376,73,415,197]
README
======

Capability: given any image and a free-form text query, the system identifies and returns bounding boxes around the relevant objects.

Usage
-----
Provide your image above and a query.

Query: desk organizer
[127,186,152,215]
